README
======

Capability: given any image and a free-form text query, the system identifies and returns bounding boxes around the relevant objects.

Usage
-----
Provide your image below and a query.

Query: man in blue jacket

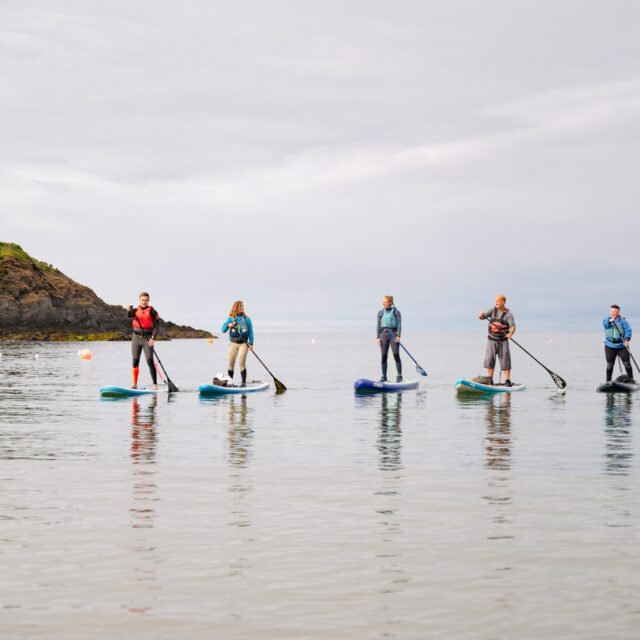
[603,304,634,382]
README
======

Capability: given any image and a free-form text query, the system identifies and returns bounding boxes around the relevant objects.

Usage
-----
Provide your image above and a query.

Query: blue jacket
[603,316,631,349]
[222,315,254,345]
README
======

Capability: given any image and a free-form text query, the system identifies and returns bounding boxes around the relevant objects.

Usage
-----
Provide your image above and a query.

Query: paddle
[398,342,428,376]
[132,310,179,392]
[484,318,566,389]
[509,337,566,389]
[250,348,286,392]
[612,321,640,375]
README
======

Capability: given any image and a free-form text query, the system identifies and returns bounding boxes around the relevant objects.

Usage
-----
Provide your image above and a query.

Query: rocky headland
[0,243,213,341]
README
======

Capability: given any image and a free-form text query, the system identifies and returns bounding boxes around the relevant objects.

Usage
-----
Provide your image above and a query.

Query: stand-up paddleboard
[596,380,640,393]
[199,381,269,396]
[354,378,419,395]
[100,386,168,398]
[455,378,525,395]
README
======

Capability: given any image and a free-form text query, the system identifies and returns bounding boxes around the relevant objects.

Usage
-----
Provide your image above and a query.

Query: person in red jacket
[127,292,160,389]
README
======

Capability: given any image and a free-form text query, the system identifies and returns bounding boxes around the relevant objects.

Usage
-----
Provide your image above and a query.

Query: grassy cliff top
[0,242,56,272]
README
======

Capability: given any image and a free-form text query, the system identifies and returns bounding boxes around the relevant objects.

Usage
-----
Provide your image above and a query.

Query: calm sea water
[1,332,638,639]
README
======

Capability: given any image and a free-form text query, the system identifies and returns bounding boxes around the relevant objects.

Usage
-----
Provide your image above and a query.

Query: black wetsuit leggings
[132,333,157,384]
[380,331,402,378]
[605,346,632,381]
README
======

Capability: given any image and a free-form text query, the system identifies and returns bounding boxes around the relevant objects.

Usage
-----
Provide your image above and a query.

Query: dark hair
[611,304,620,310]
[139,291,150,299]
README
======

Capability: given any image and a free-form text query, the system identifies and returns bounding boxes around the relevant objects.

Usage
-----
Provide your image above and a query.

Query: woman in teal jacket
[222,300,254,386]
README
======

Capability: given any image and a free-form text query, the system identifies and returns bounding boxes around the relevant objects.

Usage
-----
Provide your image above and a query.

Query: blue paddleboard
[199,381,269,396]
[354,378,419,395]
[100,386,167,398]
[455,378,525,395]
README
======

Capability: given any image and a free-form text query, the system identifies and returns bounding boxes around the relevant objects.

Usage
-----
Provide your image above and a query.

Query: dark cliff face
[0,243,212,340]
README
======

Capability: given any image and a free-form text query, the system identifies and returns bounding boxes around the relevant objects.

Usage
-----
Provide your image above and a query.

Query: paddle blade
[416,365,428,377]
[273,378,287,393]
[550,372,566,389]
[167,379,179,392]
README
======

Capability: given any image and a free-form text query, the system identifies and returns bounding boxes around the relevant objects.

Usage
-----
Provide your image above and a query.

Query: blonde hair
[229,300,245,317]
[496,294,506,302]
[383,295,394,305]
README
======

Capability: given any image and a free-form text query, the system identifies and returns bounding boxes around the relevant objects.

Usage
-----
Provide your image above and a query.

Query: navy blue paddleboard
[354,378,419,395]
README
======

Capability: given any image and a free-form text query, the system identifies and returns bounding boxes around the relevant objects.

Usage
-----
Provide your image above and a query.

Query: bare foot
[131,384,137,389]
[151,384,158,391]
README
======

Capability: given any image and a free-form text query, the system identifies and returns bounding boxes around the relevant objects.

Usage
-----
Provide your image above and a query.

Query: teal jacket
[222,315,254,345]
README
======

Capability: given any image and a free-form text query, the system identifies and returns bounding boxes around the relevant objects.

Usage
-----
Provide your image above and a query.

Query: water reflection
[484,394,512,472]
[603,394,634,476]
[372,392,408,618]
[127,396,159,614]
[377,393,403,472]
[227,395,253,469]
[481,395,514,554]
[224,396,254,579]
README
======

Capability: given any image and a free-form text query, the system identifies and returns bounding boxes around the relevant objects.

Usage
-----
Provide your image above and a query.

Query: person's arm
[151,309,160,341]
[603,317,612,330]
[395,309,402,340]
[376,310,382,341]
[247,317,254,346]
[506,312,516,338]
[127,306,136,318]
[479,307,492,320]
[623,319,632,343]
[222,317,232,333]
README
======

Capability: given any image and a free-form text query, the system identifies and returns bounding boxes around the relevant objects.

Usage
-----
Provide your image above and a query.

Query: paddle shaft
[612,321,640,374]
[250,348,286,391]
[132,309,178,392]
[398,342,428,376]
[484,318,566,389]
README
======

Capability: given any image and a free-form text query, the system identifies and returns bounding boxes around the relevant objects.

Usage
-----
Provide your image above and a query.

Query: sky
[1,1,639,332]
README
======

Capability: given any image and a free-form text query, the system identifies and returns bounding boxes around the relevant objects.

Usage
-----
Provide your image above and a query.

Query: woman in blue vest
[376,295,402,382]
[603,304,634,382]
[222,300,254,386]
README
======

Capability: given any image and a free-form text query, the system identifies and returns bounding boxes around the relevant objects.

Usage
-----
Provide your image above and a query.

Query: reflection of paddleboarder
[485,394,512,471]
[478,295,516,386]
[127,292,160,390]
[130,396,158,464]
[377,393,402,471]
[603,305,634,383]
[604,394,633,476]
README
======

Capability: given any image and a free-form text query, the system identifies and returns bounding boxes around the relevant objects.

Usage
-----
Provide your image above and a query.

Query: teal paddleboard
[199,381,269,396]
[100,386,167,398]
[455,378,525,395]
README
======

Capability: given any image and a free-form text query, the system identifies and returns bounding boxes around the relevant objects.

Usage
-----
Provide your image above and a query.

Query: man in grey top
[478,294,516,386]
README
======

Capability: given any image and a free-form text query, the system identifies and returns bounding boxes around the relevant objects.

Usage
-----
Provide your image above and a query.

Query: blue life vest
[230,316,250,342]
[381,308,399,330]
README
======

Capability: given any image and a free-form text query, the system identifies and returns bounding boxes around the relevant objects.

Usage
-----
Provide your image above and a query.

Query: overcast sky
[1,1,639,332]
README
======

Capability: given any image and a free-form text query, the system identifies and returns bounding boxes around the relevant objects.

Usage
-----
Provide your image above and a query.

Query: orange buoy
[80,348,93,360]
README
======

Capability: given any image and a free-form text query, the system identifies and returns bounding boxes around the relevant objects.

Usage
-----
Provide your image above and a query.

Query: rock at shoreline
[0,243,214,341]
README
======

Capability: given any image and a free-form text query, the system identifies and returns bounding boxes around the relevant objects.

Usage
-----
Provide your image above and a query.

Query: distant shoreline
[0,330,216,342]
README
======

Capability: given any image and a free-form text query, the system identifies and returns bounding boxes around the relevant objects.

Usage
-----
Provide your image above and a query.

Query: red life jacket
[132,306,156,331]
[488,307,510,341]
